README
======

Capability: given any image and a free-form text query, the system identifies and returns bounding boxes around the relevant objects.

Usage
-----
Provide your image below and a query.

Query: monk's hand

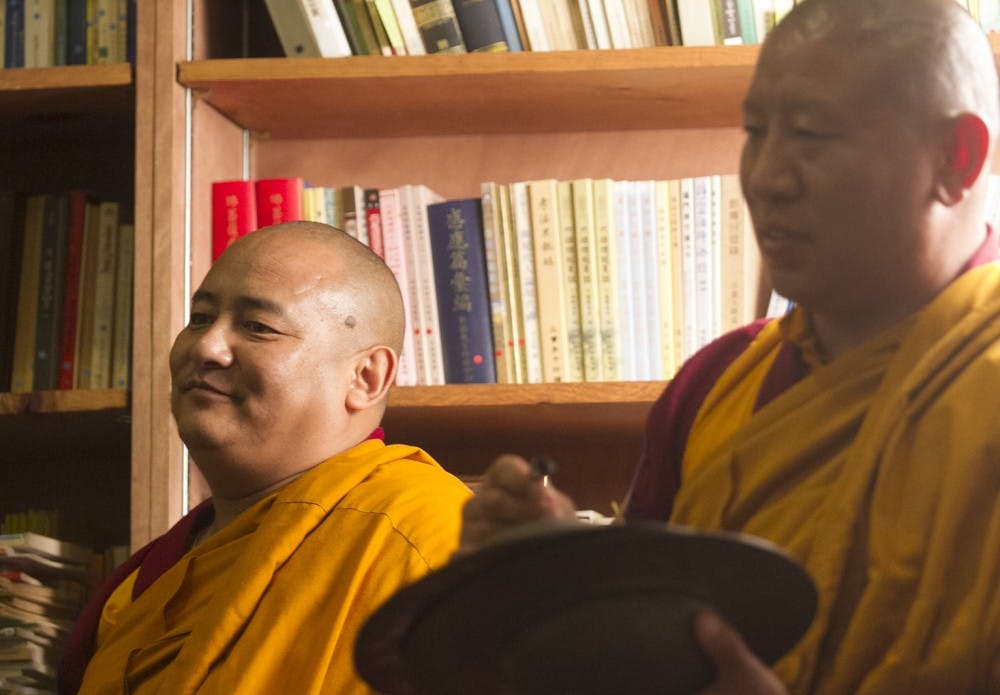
[692,611,789,695]
[458,454,577,556]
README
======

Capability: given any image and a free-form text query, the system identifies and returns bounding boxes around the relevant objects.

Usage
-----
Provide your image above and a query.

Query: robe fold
[670,262,1000,693]
[70,439,471,694]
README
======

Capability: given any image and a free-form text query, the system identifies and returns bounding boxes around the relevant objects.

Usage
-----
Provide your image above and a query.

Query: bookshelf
[0,60,135,551]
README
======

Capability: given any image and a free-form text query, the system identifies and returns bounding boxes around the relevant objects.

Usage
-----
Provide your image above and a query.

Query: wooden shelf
[0,64,134,128]
[178,46,760,138]
[0,388,129,415]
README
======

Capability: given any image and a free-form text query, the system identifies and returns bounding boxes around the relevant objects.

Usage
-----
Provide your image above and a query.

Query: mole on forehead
[345,315,357,328]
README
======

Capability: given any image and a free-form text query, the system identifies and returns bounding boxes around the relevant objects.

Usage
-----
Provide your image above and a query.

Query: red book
[364,188,384,258]
[211,180,258,261]
[254,178,303,228]
[57,191,91,390]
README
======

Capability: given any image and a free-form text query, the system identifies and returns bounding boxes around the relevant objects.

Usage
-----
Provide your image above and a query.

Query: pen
[529,455,558,487]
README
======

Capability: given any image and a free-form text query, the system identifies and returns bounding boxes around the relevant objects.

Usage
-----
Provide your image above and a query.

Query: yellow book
[592,178,620,382]
[480,182,514,384]
[654,179,677,378]
[88,201,120,389]
[557,180,584,382]
[10,196,45,394]
[74,201,100,389]
[111,223,133,390]
[497,184,525,383]
[572,178,603,382]
[528,178,570,383]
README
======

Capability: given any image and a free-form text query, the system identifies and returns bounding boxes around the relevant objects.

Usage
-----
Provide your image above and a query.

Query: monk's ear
[935,113,991,206]
[345,346,397,412]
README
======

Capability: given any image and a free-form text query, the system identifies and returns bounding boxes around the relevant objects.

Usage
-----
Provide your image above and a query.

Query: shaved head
[773,0,999,145]
[232,221,406,359]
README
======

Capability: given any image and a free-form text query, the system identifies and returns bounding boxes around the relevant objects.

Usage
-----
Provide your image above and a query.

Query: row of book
[0,191,134,395]
[1,0,134,69]
[212,174,761,385]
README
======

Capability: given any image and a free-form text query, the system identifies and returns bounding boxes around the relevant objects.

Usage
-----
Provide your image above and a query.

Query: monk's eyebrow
[190,290,285,317]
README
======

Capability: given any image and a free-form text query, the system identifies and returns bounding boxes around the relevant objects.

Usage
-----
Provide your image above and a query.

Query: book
[24,0,54,67]
[637,179,662,380]
[376,187,417,387]
[211,180,258,261]
[572,179,602,382]
[452,0,509,51]
[341,184,368,246]
[557,180,584,382]
[582,0,611,50]
[528,179,570,383]
[367,0,403,55]
[335,0,378,54]
[622,0,656,48]
[10,196,45,394]
[644,0,669,45]
[400,184,446,384]
[654,179,677,378]
[409,0,466,53]
[111,222,133,390]
[513,0,547,51]
[676,0,717,45]
[735,0,756,44]
[427,198,497,384]
[0,192,26,393]
[496,183,525,383]
[592,178,620,381]
[254,177,303,227]
[509,181,542,383]
[32,194,69,392]
[72,200,100,389]
[264,0,352,57]
[387,0,426,54]
[480,182,514,383]
[0,532,92,566]
[53,0,66,64]
[492,0,522,50]
[86,200,119,389]
[364,187,384,258]
[679,177,697,361]
[394,185,428,384]
[5,0,24,68]
[600,0,631,48]
[716,0,743,45]
[614,180,637,381]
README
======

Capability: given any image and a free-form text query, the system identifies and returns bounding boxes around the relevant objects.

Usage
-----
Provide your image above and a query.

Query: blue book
[5,0,25,68]
[492,0,521,50]
[66,0,86,64]
[452,0,508,52]
[427,198,497,384]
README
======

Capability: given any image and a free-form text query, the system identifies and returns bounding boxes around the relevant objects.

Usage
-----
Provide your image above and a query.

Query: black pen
[529,455,558,487]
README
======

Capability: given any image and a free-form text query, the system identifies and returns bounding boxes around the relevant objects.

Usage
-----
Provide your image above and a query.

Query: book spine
[32,194,69,392]
[480,182,514,384]
[364,0,396,55]
[583,0,611,51]
[24,0,54,67]
[254,178,303,227]
[572,178,603,382]
[0,193,25,393]
[265,0,319,56]
[509,181,542,383]
[528,179,569,383]
[372,0,407,54]
[111,222,132,389]
[73,201,99,389]
[413,185,446,384]
[679,177,697,361]
[592,178,620,382]
[668,179,684,369]
[497,183,525,383]
[654,179,676,378]
[408,0,466,53]
[645,0,669,45]
[427,198,497,383]
[305,0,354,56]
[10,196,45,393]
[735,0,756,43]
[557,180,584,382]
[614,180,636,381]
[5,0,24,68]
[452,0,508,51]
[492,0,522,50]
[88,201,119,389]
[676,0,717,45]
[601,0,631,49]
[377,188,418,386]
[397,185,429,384]
[94,0,115,62]
[692,175,715,352]
[211,180,257,261]
[53,0,66,63]
[638,179,662,380]
[388,0,426,54]
[364,188,385,258]
[511,0,547,50]
[717,0,742,45]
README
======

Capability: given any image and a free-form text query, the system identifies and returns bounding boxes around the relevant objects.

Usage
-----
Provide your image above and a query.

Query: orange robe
[76,440,471,694]
[671,262,1000,693]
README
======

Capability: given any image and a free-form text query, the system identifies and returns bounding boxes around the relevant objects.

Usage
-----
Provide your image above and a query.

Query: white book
[623,0,656,47]
[575,0,599,49]
[601,0,632,48]
[395,186,428,384]
[613,180,637,381]
[668,179,685,371]
[626,180,650,380]
[637,180,662,380]
[572,179,603,381]
[557,180,585,382]
[378,187,418,387]
[582,0,612,49]
[593,178,621,381]
[264,0,352,58]
[388,0,427,54]
[679,177,697,362]
[653,180,676,378]
[509,181,543,384]
[515,0,550,50]
[402,184,446,385]
[676,0,717,45]
[692,176,716,352]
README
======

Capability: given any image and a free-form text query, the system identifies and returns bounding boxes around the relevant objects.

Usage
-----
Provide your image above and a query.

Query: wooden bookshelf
[178,46,759,138]
[0,63,134,127]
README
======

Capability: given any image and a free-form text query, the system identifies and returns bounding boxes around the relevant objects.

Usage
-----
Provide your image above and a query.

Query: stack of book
[0,532,95,694]
[1,190,134,394]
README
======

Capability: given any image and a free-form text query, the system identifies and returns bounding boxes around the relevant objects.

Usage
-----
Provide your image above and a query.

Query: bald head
[772,0,998,148]
[230,221,406,358]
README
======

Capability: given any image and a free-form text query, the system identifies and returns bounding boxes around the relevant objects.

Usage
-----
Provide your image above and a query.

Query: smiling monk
[461,1,1000,693]
[58,222,471,694]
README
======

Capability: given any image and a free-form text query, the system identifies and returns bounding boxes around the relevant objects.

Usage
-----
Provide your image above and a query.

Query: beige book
[654,179,677,378]
[497,184,525,383]
[592,178,621,381]
[111,223,134,390]
[557,180,584,382]
[572,178,603,381]
[10,196,45,393]
[528,179,570,383]
[509,181,542,383]
[87,201,120,389]
[480,182,514,384]
[73,201,100,390]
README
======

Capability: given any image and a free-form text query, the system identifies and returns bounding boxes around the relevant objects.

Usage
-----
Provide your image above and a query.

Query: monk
[462,1,1000,693]
[58,222,472,693]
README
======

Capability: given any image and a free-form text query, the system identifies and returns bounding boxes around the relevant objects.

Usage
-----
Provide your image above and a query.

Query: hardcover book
[427,198,497,384]
[527,178,570,383]
[453,0,509,51]
[409,0,466,53]
[377,187,418,386]
[10,195,45,393]
[32,194,69,391]
[255,177,303,228]
[480,182,514,383]
[211,180,258,261]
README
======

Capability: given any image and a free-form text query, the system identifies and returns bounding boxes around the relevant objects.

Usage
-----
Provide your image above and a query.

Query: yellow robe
[78,440,472,694]
[672,263,1000,694]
